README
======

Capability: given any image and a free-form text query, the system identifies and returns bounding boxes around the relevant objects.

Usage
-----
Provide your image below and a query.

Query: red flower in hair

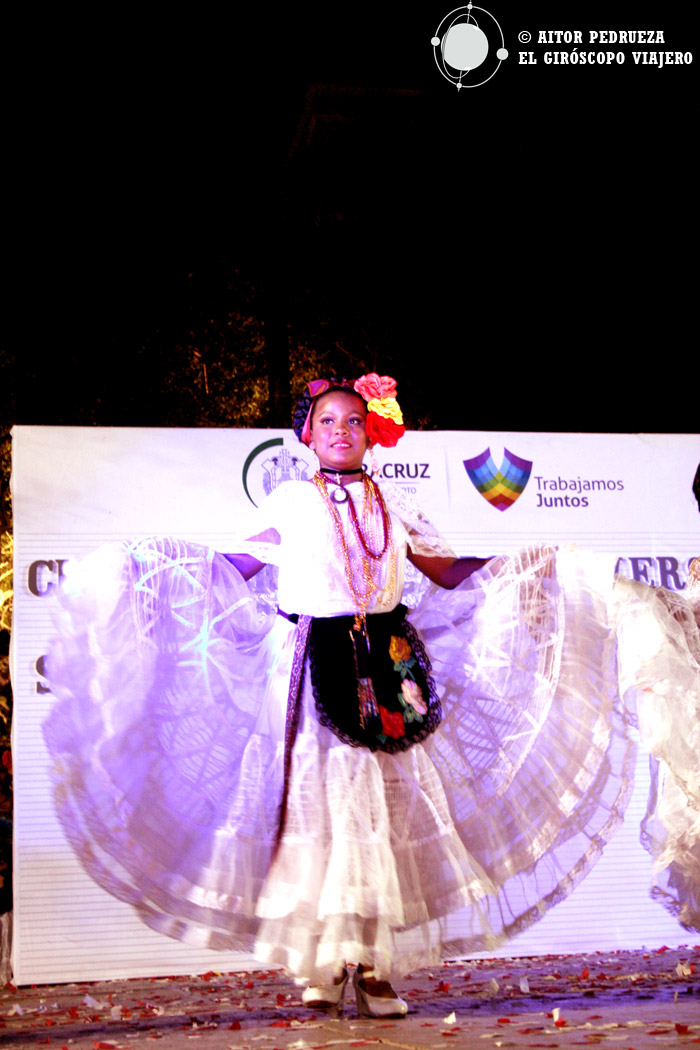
[379,707,406,739]
[354,374,397,402]
[366,414,406,448]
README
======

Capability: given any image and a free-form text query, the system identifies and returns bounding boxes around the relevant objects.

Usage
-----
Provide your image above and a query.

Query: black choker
[316,467,366,503]
[319,466,366,477]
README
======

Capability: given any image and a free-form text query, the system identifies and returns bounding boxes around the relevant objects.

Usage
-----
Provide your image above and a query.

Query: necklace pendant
[331,486,349,504]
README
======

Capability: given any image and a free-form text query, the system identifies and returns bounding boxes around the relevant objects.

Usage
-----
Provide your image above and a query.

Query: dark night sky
[2,2,696,435]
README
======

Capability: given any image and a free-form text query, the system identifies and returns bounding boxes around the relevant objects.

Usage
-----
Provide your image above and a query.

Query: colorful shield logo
[463,447,532,511]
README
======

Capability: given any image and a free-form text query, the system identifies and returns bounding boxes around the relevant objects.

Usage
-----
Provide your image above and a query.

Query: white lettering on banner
[631,51,692,66]
[588,31,665,43]
[529,31,692,69]
[538,31,584,43]
[544,50,625,64]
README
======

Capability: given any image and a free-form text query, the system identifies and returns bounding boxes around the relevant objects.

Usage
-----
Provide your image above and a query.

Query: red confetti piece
[676,1023,690,1035]
[437,981,450,992]
[228,1021,241,1029]
[269,1020,290,1027]
[497,1017,512,1023]
[554,1019,567,1027]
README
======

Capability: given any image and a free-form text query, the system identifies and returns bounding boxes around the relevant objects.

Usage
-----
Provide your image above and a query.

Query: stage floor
[1,945,699,1048]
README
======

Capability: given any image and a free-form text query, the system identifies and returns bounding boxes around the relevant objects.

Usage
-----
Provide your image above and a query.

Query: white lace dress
[44,479,634,984]
[614,558,700,929]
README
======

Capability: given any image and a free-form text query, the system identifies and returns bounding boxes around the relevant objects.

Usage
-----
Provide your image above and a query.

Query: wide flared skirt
[614,575,700,930]
[44,540,635,982]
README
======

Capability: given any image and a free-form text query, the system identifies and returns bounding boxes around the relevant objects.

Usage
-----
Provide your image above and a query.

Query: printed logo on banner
[463,447,532,511]
[376,460,431,496]
[242,439,433,504]
[242,439,313,506]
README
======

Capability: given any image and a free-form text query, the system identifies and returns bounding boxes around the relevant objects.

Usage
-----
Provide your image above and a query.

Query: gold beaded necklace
[312,471,395,630]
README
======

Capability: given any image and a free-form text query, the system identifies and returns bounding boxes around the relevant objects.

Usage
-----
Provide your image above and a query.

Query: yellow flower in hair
[389,635,412,662]
[367,397,404,425]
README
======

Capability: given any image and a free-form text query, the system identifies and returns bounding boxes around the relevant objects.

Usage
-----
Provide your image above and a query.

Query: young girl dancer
[45,374,632,1015]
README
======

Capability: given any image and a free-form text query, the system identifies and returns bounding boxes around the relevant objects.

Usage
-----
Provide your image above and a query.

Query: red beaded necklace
[313,471,391,560]
[312,471,393,626]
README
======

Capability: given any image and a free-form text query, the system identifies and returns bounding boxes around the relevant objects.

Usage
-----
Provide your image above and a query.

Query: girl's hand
[407,552,492,589]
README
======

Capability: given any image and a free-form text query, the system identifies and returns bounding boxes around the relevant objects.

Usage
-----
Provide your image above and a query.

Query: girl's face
[309,391,369,472]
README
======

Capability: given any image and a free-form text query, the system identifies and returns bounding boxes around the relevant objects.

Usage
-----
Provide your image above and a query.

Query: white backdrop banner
[10,426,700,984]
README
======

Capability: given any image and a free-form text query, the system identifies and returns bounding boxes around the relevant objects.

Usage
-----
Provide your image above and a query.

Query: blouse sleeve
[224,485,295,566]
[379,481,456,559]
